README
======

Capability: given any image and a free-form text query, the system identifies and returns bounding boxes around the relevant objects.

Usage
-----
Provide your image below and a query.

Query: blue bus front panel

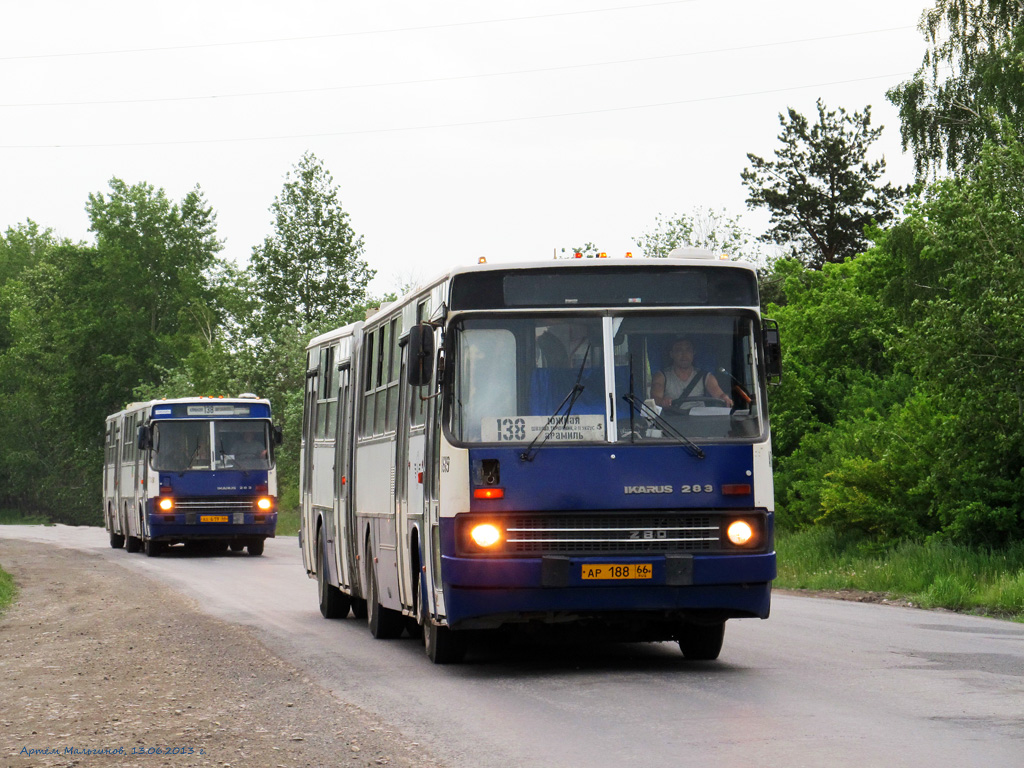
[146,469,277,541]
[439,444,775,628]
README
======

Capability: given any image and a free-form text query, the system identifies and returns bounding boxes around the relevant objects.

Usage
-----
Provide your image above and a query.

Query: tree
[250,152,373,334]
[634,207,756,260]
[888,0,1024,179]
[741,100,907,269]
[0,179,228,522]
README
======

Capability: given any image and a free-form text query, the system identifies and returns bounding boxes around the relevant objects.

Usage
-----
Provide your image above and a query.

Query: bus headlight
[726,520,755,546]
[158,497,175,512]
[256,496,274,512]
[470,523,502,548]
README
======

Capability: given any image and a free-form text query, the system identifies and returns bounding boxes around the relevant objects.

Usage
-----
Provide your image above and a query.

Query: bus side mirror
[762,319,782,384]
[273,425,283,445]
[407,323,435,387]
[137,425,152,450]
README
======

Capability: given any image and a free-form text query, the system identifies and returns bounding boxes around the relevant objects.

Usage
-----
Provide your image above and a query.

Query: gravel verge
[0,539,443,768]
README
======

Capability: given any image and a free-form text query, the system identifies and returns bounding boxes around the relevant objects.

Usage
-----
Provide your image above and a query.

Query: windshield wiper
[179,442,201,476]
[622,392,704,459]
[520,344,590,462]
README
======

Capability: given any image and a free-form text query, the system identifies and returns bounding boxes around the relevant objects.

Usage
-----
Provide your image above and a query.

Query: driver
[651,337,733,409]
[232,429,268,462]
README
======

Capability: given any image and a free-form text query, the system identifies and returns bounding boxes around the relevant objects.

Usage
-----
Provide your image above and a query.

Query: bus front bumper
[440,552,775,628]
[147,513,277,540]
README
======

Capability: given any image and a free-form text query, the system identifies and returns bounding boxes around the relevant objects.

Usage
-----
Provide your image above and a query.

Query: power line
[1,71,914,149]
[1,25,916,109]
[0,1,700,62]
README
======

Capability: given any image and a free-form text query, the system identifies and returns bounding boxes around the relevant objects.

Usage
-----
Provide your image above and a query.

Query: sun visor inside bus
[450,267,757,310]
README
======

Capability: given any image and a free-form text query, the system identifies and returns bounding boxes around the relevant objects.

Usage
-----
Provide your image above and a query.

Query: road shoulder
[0,538,441,768]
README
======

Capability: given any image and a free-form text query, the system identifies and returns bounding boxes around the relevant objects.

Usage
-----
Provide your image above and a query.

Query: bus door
[300,358,318,570]
[394,343,414,609]
[334,364,356,590]
[134,410,149,538]
[421,330,444,618]
[120,412,137,538]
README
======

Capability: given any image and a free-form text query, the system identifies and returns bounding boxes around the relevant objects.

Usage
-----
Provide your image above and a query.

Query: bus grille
[173,498,255,515]
[503,514,720,555]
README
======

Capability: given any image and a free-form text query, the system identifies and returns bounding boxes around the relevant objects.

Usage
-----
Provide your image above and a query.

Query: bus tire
[144,539,164,557]
[420,590,466,664]
[247,539,265,556]
[366,562,404,639]
[125,535,141,553]
[317,530,351,619]
[678,621,725,661]
[230,542,245,552]
[109,530,125,549]
[350,598,368,620]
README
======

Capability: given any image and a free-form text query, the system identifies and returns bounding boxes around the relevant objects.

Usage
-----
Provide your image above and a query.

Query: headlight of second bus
[255,496,275,512]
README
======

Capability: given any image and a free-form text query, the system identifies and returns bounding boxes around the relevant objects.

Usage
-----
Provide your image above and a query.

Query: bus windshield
[152,420,272,471]
[448,313,764,445]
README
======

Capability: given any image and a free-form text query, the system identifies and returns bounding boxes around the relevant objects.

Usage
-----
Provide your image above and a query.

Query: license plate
[581,563,653,580]
[200,515,228,523]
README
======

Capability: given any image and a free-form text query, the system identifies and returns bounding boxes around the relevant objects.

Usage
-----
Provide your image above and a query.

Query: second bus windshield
[449,314,763,445]
[152,420,272,471]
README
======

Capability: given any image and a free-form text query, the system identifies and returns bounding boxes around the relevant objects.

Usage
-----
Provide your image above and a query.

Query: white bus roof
[118,395,271,413]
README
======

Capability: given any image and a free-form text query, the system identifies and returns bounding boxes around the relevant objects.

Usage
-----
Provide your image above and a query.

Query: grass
[0,565,16,614]
[775,527,1024,620]
[0,509,50,525]
[276,507,300,537]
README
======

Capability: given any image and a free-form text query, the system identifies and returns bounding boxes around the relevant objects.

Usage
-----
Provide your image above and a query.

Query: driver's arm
[706,374,734,408]
[651,371,669,408]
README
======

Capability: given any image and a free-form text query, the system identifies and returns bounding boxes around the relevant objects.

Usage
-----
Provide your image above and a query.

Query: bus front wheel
[678,621,725,661]
[144,539,165,557]
[247,539,265,556]
[420,590,466,664]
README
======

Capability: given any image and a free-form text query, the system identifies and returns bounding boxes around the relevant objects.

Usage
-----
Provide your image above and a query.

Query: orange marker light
[473,488,505,500]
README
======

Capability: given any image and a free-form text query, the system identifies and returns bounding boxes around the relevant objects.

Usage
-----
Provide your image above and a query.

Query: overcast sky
[2,0,930,295]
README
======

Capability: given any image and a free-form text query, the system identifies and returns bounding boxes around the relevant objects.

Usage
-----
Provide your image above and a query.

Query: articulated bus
[300,251,781,662]
[104,395,281,557]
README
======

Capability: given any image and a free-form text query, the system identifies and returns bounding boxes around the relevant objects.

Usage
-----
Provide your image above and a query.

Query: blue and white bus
[300,251,781,662]
[104,395,281,556]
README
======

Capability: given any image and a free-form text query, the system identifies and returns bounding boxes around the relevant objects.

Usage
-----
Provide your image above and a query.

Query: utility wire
[0,26,916,109]
[0,70,914,149]
[0,1,700,61]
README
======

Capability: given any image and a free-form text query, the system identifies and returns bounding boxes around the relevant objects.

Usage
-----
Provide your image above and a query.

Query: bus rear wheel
[678,621,725,661]
[125,535,141,553]
[366,563,404,639]
[317,530,351,619]
[109,530,125,549]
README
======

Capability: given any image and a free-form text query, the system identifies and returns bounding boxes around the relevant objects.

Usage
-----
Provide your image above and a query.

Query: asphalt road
[2,524,1022,768]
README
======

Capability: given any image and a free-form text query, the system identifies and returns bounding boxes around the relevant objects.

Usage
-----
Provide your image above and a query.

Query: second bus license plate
[581,563,653,580]
[200,515,229,523]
